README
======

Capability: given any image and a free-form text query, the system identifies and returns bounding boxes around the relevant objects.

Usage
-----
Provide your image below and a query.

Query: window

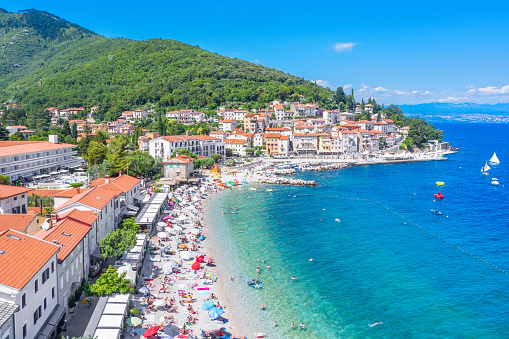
[33,306,41,324]
[60,276,63,290]
[52,287,55,299]
[22,292,26,308]
[51,261,54,273]
[75,258,79,269]
[43,297,47,310]
[34,279,39,293]
[42,268,50,284]
[23,323,27,338]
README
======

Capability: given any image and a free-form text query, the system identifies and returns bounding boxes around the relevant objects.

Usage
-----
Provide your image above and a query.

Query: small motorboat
[434,193,444,199]
[436,182,445,186]
[491,178,499,186]
[431,209,442,215]
[249,188,258,191]
[254,333,265,338]
[335,218,341,222]
[265,189,273,192]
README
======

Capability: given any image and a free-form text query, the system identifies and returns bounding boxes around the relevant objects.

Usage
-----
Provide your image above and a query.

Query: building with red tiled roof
[0,214,38,234]
[0,229,60,339]
[218,119,238,132]
[165,109,206,124]
[149,131,225,160]
[163,155,194,180]
[0,185,34,214]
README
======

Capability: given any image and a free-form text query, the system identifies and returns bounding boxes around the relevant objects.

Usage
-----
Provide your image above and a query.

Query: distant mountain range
[399,103,509,115]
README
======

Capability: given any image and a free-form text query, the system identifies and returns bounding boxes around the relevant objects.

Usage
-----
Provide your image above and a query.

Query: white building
[0,230,61,339]
[253,132,264,147]
[209,131,227,142]
[165,109,206,124]
[35,214,92,318]
[293,133,319,154]
[218,119,238,132]
[55,187,117,257]
[274,105,286,120]
[292,103,319,117]
[323,110,342,125]
[0,137,80,182]
[0,185,33,214]
[149,132,226,160]
[340,130,358,154]
[222,110,249,121]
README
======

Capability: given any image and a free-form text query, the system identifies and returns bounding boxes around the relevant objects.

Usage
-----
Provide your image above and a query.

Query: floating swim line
[291,193,508,276]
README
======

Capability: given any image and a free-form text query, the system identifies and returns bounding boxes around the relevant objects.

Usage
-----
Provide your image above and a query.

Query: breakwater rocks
[307,163,352,171]
[271,169,297,175]
[253,176,317,186]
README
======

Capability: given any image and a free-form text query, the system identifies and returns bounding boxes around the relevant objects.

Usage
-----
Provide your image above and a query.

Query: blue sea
[204,123,509,338]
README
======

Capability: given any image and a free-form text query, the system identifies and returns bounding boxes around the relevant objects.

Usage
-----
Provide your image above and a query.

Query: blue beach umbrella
[201,299,215,310]
[138,286,150,294]
[208,306,224,319]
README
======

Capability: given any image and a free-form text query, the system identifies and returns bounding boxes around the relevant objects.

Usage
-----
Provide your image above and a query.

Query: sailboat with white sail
[489,152,500,165]
[481,161,491,175]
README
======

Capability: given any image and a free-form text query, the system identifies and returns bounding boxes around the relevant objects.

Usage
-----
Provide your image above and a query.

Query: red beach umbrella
[142,326,159,338]
[204,257,213,264]
[191,261,201,270]
[196,255,205,263]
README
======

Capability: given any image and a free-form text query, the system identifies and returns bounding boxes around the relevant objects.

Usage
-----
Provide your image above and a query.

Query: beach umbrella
[191,261,201,270]
[157,222,167,227]
[162,216,171,221]
[196,255,205,263]
[153,299,166,307]
[162,261,177,274]
[208,307,224,319]
[138,286,151,294]
[201,299,215,310]
[117,266,133,274]
[159,335,174,339]
[179,251,192,260]
[174,226,183,232]
[130,309,140,314]
[82,298,89,304]
[126,317,142,326]
[157,232,168,238]
[177,244,187,249]
[190,228,200,235]
[143,326,160,338]
[204,257,213,264]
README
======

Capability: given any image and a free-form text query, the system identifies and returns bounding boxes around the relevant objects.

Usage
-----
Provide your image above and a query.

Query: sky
[4,1,509,105]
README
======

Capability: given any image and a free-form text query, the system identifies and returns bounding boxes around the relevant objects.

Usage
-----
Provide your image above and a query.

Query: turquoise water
[205,123,509,338]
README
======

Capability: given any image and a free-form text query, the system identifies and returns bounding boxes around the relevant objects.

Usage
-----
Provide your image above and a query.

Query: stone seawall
[253,176,317,186]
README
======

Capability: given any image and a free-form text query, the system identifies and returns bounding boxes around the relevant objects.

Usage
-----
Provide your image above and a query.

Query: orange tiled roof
[0,141,76,157]
[58,209,98,226]
[0,214,36,233]
[0,230,59,289]
[264,133,281,138]
[54,187,89,198]
[164,155,193,164]
[0,185,33,199]
[225,139,247,144]
[31,189,66,197]
[89,174,140,193]
[36,218,90,262]
[56,187,117,211]
[274,105,284,109]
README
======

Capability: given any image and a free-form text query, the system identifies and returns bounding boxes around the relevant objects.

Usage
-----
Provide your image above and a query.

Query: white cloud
[395,90,406,95]
[360,83,367,87]
[333,42,359,52]
[411,90,418,94]
[437,96,467,103]
[254,60,259,63]
[467,88,476,93]
[373,86,387,92]
[478,85,509,94]
[465,85,475,89]
[314,80,329,87]
[343,84,353,89]
[423,91,431,95]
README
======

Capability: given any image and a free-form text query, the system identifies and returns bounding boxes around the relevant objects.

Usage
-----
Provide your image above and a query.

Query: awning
[158,179,177,186]
[126,204,139,212]
[91,245,101,258]
[133,194,144,201]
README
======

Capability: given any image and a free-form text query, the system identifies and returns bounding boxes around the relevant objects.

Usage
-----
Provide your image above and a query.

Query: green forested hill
[0,9,335,120]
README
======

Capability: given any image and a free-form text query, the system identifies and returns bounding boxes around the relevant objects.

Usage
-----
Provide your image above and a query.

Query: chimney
[77,187,80,194]
[186,130,189,136]
[105,175,110,184]
[119,170,122,176]
[48,135,59,144]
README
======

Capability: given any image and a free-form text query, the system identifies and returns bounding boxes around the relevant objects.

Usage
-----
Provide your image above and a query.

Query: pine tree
[0,124,9,140]
[71,122,78,139]
[62,120,71,136]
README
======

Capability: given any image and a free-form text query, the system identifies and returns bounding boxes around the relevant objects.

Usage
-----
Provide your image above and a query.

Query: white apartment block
[166,109,206,124]
[293,133,319,154]
[221,110,249,121]
[0,137,80,181]
[149,132,226,160]
[0,185,33,214]
[0,230,61,339]
[218,119,238,132]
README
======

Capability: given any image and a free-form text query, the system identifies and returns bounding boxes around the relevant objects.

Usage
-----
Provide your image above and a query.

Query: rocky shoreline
[253,176,317,186]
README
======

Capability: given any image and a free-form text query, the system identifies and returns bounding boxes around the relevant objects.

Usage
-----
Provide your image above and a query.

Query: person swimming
[369,321,382,327]
[291,276,296,280]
